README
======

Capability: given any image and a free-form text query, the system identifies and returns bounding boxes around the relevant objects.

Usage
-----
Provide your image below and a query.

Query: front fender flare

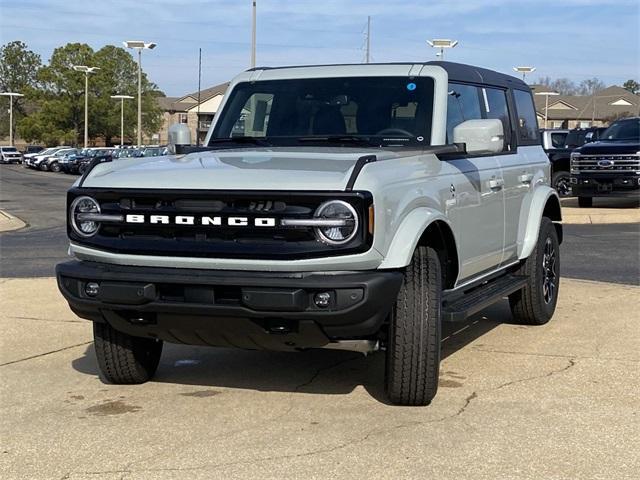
[378,208,454,269]
[518,186,562,260]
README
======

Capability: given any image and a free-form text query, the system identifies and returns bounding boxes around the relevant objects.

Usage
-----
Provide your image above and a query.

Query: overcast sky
[1,0,638,97]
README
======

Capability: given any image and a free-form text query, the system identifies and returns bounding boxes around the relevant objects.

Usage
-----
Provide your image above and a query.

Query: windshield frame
[210,76,435,148]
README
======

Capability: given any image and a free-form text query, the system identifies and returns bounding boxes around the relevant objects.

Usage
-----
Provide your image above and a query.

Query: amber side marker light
[368,205,375,236]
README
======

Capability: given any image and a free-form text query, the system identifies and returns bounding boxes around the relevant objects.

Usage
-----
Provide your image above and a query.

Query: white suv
[57,62,562,406]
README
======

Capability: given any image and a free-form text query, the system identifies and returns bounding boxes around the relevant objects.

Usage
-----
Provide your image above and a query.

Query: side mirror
[453,119,504,155]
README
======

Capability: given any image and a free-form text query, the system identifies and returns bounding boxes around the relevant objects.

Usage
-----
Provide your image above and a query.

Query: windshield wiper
[297,135,376,146]
[209,137,273,147]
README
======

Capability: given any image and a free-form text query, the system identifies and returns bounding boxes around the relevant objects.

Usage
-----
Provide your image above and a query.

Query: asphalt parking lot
[1,164,639,479]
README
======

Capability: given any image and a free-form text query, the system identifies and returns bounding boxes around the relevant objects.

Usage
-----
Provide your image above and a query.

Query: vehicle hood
[81,147,409,191]
[576,141,640,156]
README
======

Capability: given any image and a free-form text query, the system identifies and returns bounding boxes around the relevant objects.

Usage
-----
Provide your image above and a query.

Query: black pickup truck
[570,118,640,207]
[541,127,608,197]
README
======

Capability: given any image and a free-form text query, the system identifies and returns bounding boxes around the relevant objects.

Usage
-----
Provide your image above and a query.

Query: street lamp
[535,91,560,129]
[513,66,536,82]
[123,40,156,146]
[72,65,100,148]
[110,95,134,146]
[427,39,458,60]
[0,92,24,146]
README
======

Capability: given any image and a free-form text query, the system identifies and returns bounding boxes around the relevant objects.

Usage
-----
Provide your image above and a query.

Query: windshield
[600,119,640,141]
[2,147,18,152]
[211,76,434,147]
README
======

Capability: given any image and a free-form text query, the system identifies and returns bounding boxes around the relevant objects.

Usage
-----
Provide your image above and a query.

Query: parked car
[25,146,71,169]
[57,61,563,406]
[0,146,23,164]
[571,117,640,207]
[23,145,44,155]
[74,148,116,174]
[41,148,78,171]
[540,129,572,196]
[139,146,169,157]
[564,127,601,149]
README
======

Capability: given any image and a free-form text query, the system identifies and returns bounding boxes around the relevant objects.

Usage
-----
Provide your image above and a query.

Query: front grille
[571,154,640,173]
[68,188,373,259]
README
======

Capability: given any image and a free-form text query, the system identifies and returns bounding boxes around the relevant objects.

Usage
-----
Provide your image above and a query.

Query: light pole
[72,65,100,148]
[110,95,134,146]
[123,41,156,146]
[535,91,560,129]
[427,39,458,60]
[513,66,536,82]
[251,0,257,68]
[0,92,24,146]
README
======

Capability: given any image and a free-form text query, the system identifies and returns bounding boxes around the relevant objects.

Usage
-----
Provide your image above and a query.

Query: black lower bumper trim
[56,261,403,348]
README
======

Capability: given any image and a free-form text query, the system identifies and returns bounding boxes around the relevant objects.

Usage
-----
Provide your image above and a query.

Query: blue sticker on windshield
[407,82,417,91]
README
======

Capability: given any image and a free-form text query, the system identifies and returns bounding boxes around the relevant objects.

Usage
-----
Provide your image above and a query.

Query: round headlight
[70,196,101,237]
[314,200,358,245]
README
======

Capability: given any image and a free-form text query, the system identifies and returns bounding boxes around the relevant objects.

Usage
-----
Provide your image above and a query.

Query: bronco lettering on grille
[125,214,277,227]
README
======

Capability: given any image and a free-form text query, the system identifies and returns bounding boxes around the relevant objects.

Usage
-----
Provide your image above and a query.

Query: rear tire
[385,246,441,406]
[578,196,592,208]
[93,322,163,384]
[49,162,61,173]
[509,217,560,325]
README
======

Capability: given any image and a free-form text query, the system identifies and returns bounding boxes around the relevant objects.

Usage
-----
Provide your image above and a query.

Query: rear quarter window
[513,89,540,144]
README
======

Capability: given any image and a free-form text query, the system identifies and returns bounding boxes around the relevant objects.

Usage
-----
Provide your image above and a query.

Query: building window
[579,121,591,128]
[178,113,188,124]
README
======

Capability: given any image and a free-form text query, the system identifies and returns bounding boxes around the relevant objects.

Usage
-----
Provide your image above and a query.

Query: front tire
[552,171,572,197]
[49,162,61,173]
[578,196,592,208]
[509,217,560,325]
[93,322,163,384]
[385,246,441,406]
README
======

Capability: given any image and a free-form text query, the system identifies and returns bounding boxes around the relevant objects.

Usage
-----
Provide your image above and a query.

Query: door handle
[518,173,534,184]
[489,178,504,190]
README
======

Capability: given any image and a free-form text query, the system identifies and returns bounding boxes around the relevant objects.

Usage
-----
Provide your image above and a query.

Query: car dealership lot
[1,163,639,479]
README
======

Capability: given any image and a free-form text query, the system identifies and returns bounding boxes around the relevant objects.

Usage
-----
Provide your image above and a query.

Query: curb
[0,210,27,233]
[561,198,640,225]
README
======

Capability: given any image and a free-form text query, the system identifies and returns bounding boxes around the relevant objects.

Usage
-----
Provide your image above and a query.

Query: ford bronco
[56,62,562,406]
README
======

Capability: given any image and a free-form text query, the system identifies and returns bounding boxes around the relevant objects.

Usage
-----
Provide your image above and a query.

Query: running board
[442,274,528,323]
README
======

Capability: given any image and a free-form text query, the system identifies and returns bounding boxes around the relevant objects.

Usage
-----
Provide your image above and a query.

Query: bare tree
[578,78,606,96]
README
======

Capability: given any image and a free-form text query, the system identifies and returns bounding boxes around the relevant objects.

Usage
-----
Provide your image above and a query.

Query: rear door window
[481,87,511,150]
[513,89,539,143]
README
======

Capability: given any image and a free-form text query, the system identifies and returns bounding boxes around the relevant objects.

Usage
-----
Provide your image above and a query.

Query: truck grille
[571,155,640,173]
[67,189,373,259]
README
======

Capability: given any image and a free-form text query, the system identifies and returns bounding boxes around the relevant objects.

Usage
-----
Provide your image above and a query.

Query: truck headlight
[314,200,358,245]
[70,196,101,237]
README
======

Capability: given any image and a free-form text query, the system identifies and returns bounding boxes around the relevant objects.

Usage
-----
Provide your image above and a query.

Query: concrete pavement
[561,197,640,224]
[1,276,638,480]
[0,210,26,233]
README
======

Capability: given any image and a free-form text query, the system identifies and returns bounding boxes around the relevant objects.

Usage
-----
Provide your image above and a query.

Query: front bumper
[56,260,403,351]
[570,174,640,197]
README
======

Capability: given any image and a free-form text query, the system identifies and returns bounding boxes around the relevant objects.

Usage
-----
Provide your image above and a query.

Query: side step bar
[442,274,528,323]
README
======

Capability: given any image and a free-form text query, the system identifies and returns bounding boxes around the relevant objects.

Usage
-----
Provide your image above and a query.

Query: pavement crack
[493,358,576,391]
[471,347,639,364]
[0,341,92,367]
[452,391,478,417]
[9,315,84,324]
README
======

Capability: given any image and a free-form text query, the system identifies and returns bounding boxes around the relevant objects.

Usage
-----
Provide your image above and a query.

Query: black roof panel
[248,61,530,91]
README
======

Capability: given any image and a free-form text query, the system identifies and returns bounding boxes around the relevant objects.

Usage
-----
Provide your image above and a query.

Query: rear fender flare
[518,186,562,260]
